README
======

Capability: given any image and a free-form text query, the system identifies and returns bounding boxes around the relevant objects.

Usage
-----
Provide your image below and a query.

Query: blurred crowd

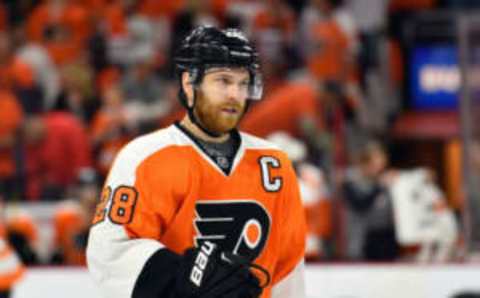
[0,0,476,271]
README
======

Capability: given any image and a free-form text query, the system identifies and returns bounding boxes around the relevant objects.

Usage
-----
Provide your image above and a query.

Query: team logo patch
[194,200,271,260]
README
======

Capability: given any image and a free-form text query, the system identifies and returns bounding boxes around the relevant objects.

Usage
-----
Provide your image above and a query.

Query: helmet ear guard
[178,70,203,109]
[248,70,263,100]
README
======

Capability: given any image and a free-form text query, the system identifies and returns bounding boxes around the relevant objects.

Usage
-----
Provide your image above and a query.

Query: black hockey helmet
[174,26,263,108]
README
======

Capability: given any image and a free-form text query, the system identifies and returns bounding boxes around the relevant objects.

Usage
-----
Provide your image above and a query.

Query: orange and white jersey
[87,123,307,298]
[0,229,24,290]
[297,163,332,260]
[53,200,89,265]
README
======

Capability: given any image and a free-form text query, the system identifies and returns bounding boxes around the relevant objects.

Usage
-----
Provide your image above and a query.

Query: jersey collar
[173,122,246,177]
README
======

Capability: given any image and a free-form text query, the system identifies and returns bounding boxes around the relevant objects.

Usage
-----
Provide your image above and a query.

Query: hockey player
[87,26,307,298]
[0,198,25,298]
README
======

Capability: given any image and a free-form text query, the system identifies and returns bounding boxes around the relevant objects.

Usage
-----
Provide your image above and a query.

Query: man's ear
[181,72,194,107]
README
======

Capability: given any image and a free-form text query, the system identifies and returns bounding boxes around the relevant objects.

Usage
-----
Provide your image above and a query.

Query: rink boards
[12,263,480,298]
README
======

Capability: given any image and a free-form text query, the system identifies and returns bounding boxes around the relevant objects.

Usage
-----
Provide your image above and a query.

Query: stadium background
[0,0,479,297]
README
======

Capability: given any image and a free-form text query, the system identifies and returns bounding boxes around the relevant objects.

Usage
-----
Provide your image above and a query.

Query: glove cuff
[132,248,181,298]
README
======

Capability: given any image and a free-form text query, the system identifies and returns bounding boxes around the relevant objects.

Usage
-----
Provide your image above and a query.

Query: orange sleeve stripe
[0,266,24,290]
[0,248,13,260]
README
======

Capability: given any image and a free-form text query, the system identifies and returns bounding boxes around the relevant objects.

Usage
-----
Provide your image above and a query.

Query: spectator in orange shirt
[251,0,297,95]
[298,0,358,73]
[298,0,362,115]
[137,0,186,21]
[50,168,99,266]
[0,90,23,200]
[101,0,129,37]
[99,1,167,70]
[0,35,30,194]
[13,23,61,112]
[0,31,42,115]
[298,1,368,156]
[241,82,323,139]
[10,57,43,115]
[307,19,352,81]
[26,0,92,65]
[91,85,132,178]
[241,78,354,168]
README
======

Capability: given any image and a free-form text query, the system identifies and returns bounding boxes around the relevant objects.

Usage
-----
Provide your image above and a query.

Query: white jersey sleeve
[86,130,175,298]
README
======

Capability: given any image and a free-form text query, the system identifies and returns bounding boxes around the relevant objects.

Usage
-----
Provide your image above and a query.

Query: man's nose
[226,84,245,102]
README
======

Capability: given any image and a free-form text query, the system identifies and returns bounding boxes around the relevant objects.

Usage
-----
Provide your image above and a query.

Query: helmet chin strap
[187,89,227,138]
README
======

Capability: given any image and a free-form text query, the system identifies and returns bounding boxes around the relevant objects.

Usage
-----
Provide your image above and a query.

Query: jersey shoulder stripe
[240,131,281,151]
[107,125,181,186]
[240,131,292,163]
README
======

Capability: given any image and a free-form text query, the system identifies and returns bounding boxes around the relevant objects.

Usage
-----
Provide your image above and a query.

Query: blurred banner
[11,266,480,298]
[410,45,459,109]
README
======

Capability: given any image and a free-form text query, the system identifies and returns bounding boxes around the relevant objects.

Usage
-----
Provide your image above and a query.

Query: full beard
[194,95,245,134]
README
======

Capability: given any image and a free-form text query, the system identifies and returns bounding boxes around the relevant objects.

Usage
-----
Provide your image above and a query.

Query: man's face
[362,149,387,178]
[193,67,250,134]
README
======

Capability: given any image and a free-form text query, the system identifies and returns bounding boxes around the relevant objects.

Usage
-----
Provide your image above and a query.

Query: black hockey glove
[175,241,269,298]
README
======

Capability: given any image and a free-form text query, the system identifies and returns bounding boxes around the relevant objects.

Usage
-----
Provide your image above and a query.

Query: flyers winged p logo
[194,200,271,260]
